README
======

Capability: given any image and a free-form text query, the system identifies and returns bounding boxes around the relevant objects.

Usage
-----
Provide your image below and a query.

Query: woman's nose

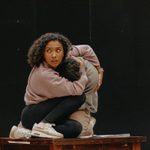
[51,52,56,58]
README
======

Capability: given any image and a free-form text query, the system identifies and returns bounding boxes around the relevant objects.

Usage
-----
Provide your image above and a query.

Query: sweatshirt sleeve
[38,68,88,99]
[68,45,101,69]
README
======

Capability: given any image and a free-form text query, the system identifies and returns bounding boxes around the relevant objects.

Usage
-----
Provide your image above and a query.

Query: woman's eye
[47,49,52,53]
[56,49,61,53]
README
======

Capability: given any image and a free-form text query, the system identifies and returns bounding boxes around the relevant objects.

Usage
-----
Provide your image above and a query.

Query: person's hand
[94,67,104,91]
[71,56,84,70]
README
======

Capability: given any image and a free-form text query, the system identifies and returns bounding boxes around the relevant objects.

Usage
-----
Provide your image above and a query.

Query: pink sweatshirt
[24,45,100,105]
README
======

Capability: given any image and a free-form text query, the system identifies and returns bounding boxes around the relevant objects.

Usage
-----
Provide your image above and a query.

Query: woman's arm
[68,45,100,68]
[68,44,104,91]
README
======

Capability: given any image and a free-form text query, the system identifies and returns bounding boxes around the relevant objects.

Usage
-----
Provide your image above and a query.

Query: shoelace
[37,123,56,129]
[17,128,31,139]
[44,123,56,128]
[44,123,63,135]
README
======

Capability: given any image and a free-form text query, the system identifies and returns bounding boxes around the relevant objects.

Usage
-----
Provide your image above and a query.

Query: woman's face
[44,40,64,69]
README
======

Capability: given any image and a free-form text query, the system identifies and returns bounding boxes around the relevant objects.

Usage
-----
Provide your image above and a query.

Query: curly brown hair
[27,32,72,67]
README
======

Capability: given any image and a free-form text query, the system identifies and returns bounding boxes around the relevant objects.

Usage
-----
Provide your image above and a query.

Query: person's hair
[27,32,72,67]
[58,58,81,81]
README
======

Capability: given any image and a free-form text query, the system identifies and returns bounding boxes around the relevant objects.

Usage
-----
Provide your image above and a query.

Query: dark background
[0,0,150,149]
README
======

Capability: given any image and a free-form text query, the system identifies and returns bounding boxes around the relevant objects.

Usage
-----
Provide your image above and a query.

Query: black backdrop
[0,0,150,149]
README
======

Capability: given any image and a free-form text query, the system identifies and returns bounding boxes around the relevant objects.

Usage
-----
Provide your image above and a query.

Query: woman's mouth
[51,60,58,63]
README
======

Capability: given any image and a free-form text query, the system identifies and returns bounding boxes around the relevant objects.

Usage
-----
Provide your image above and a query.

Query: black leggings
[21,94,85,138]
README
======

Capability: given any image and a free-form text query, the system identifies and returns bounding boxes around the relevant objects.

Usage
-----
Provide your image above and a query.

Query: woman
[9,32,102,139]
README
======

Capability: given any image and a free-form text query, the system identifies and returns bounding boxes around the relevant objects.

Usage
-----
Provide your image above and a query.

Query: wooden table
[0,136,147,150]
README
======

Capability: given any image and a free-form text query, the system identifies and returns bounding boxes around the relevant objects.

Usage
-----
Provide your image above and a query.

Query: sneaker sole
[79,134,93,139]
[31,130,63,139]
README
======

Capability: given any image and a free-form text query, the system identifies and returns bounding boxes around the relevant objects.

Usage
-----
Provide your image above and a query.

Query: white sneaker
[9,125,31,139]
[31,122,63,139]
[79,117,96,138]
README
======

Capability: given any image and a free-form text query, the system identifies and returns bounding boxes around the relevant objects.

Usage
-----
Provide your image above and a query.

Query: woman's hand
[71,56,85,70]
